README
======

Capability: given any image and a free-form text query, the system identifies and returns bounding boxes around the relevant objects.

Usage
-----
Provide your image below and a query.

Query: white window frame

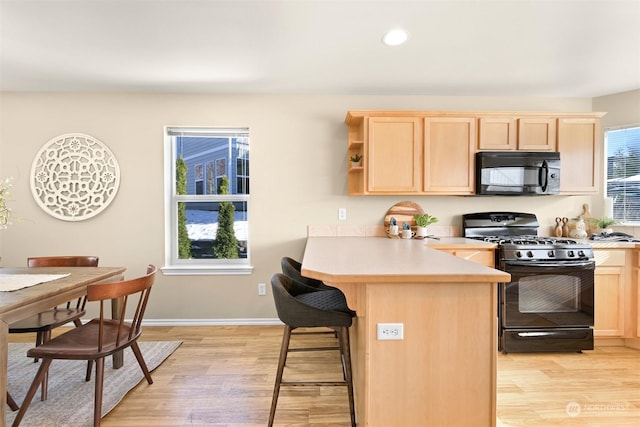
[163,126,253,275]
[605,124,640,224]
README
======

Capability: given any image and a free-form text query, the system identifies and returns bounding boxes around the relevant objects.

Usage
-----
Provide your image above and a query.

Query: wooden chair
[11,265,157,427]
[6,392,18,411]
[9,256,99,401]
[268,273,356,427]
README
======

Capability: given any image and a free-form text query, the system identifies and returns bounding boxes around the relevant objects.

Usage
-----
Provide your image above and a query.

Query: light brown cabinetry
[346,114,365,194]
[346,110,604,196]
[478,117,516,150]
[367,117,422,193]
[558,117,601,194]
[424,117,475,194]
[518,117,557,150]
[593,249,630,338]
[477,116,556,151]
[345,112,422,195]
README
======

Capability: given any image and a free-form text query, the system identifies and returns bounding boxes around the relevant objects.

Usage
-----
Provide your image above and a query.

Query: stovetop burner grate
[475,236,579,246]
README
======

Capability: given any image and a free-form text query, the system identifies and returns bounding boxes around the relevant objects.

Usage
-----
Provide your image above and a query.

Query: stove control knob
[578,250,585,257]
[526,251,534,258]
[516,251,522,258]
[548,250,555,257]
[568,250,575,257]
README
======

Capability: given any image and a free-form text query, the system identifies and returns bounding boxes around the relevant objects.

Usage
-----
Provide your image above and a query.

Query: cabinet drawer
[594,250,626,267]
[441,249,495,268]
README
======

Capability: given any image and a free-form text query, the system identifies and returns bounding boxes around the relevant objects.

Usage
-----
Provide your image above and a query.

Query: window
[164,127,252,275]
[606,125,640,223]
[194,163,204,195]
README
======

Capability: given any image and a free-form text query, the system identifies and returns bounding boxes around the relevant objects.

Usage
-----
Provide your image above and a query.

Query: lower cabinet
[594,266,626,337]
[593,249,632,339]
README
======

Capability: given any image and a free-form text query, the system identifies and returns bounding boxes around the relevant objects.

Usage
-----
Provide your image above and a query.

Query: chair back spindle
[87,264,155,351]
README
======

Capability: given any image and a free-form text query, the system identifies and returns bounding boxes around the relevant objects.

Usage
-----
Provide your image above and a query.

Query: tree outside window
[165,127,251,274]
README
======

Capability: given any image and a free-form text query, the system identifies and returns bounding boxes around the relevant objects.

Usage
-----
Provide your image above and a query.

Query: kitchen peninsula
[302,237,510,427]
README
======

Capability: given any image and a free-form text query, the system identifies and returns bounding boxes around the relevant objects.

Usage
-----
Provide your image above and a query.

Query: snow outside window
[163,127,252,275]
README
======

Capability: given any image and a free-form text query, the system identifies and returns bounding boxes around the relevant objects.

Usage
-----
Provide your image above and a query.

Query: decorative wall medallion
[30,133,120,221]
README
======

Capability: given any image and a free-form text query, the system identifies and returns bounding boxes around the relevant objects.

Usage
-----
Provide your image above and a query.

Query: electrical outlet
[258,283,266,296]
[377,323,404,340]
[338,207,347,220]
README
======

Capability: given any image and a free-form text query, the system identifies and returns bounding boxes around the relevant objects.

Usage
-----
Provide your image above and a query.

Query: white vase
[415,226,428,237]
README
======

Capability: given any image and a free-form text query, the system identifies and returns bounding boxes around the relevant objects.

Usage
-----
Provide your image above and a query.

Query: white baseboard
[140,318,283,327]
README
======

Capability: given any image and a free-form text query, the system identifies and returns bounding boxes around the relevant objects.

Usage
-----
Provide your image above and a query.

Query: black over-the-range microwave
[475,151,561,196]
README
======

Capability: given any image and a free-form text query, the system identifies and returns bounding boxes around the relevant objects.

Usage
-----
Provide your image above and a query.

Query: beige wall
[0,92,634,323]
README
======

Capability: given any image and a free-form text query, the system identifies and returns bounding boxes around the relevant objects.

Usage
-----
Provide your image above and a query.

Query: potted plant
[590,216,618,234]
[413,213,438,237]
[350,153,362,167]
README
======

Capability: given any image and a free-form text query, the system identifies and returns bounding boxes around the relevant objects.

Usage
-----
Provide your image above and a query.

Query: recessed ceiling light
[382,29,409,46]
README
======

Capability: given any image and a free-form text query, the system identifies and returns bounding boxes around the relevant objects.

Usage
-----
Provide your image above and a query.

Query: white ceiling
[1,0,639,97]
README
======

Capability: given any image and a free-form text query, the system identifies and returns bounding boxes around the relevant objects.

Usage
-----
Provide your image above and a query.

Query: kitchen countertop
[302,236,508,284]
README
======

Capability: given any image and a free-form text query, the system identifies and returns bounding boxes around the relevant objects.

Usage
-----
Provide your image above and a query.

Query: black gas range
[463,212,594,262]
[463,212,595,353]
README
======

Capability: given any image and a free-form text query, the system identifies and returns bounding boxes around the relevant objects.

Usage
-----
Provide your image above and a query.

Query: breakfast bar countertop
[302,236,508,284]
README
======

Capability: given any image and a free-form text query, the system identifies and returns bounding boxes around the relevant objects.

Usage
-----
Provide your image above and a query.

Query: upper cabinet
[518,118,557,151]
[424,117,475,194]
[558,117,601,194]
[478,117,516,150]
[477,116,556,150]
[367,117,422,193]
[345,110,605,196]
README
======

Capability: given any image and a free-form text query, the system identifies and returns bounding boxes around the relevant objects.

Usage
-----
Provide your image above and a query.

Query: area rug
[5,341,182,426]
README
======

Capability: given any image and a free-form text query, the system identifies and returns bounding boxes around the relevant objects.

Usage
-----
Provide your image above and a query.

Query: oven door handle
[516,330,592,340]
[503,260,595,269]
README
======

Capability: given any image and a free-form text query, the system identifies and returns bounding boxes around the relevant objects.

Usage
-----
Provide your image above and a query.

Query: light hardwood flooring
[9,326,640,426]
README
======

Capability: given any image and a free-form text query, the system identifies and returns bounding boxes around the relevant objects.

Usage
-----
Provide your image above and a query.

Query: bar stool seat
[268,273,356,426]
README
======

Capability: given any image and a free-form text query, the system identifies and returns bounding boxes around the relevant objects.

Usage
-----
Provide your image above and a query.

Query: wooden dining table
[0,266,126,422]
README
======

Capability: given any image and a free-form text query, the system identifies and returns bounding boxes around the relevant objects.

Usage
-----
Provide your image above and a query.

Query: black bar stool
[268,273,356,426]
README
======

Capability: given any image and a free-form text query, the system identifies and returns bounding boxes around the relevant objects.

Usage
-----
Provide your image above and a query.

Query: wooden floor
[9,326,640,426]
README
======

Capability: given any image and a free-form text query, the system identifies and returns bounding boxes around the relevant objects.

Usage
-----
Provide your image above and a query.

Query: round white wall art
[30,133,121,221]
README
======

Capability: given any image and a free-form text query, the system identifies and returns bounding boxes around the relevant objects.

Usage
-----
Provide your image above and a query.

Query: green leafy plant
[414,213,438,227]
[350,153,362,163]
[213,175,239,259]
[176,157,191,259]
[591,216,617,229]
